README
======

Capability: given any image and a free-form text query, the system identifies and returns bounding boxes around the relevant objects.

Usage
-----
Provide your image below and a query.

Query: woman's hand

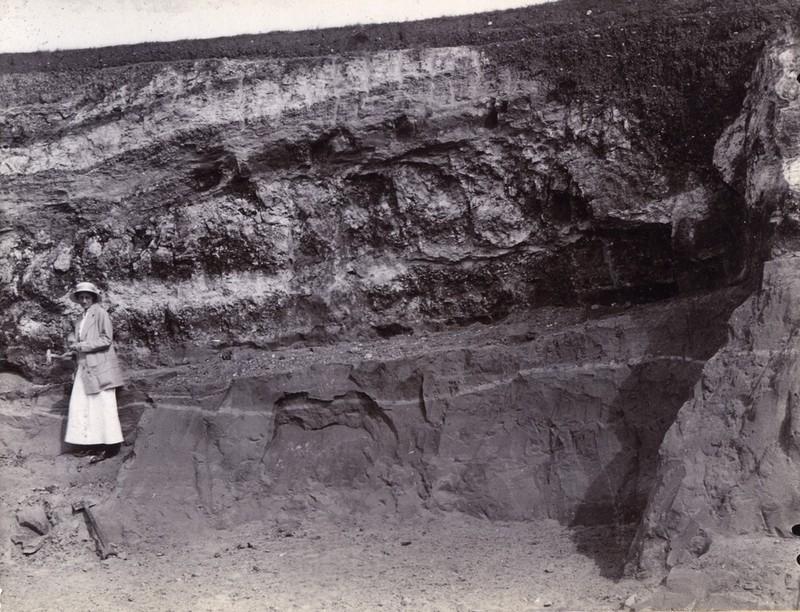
[47,349,75,364]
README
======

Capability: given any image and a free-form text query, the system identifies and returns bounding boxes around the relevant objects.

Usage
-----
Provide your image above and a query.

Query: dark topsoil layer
[1,0,798,166]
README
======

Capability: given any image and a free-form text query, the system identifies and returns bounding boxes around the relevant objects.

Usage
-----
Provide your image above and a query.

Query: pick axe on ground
[72,500,116,560]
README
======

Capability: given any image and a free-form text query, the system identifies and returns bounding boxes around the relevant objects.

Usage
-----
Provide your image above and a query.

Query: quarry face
[2,2,800,609]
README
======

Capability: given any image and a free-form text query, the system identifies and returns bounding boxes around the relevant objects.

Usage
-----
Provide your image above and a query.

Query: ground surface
[3,467,652,612]
[3,472,798,612]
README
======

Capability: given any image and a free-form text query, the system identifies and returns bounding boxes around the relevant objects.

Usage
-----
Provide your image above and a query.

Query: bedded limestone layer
[0,40,746,377]
[101,292,739,533]
[0,291,738,534]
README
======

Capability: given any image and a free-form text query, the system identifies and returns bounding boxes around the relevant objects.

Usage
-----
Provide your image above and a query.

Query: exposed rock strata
[1,41,748,376]
[631,26,800,575]
[1,3,799,586]
[89,294,740,532]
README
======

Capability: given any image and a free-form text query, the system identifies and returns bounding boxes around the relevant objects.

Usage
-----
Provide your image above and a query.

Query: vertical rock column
[630,27,800,575]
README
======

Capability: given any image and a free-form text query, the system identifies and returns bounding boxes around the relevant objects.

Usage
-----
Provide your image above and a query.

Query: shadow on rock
[566,356,706,580]
[565,285,753,577]
[568,446,642,580]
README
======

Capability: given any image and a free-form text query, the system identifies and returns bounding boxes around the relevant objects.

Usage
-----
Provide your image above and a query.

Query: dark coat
[74,303,125,394]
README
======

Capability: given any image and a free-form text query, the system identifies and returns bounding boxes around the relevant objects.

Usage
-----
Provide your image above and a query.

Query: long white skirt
[64,365,124,445]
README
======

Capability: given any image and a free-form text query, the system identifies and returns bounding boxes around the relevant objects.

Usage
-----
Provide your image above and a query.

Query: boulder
[16,505,49,536]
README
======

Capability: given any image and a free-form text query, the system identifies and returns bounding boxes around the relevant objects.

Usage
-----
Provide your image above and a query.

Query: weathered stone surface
[10,531,45,555]
[108,291,738,530]
[16,505,49,535]
[714,25,800,258]
[630,27,800,576]
[0,29,753,378]
[664,567,712,599]
[631,257,800,574]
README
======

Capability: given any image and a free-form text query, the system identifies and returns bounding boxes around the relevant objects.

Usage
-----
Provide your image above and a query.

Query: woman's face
[75,292,94,310]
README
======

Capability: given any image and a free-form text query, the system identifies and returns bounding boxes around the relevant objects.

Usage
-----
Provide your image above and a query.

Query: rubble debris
[11,532,46,555]
[16,505,50,535]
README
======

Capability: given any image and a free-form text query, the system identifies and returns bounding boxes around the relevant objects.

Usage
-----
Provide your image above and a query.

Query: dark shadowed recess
[567,289,745,580]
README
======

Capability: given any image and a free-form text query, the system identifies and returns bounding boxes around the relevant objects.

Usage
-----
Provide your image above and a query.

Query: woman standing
[64,281,125,463]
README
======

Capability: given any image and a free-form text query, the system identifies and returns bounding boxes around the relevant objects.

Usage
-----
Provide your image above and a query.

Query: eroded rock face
[109,292,739,531]
[3,5,799,579]
[0,42,747,376]
[630,26,800,576]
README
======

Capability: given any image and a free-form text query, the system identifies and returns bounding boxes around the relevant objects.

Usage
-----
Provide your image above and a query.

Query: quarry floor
[3,449,798,611]
[2,471,651,611]
[2,449,798,612]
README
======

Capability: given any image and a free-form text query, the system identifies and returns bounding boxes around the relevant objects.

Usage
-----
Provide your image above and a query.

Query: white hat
[70,281,101,303]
